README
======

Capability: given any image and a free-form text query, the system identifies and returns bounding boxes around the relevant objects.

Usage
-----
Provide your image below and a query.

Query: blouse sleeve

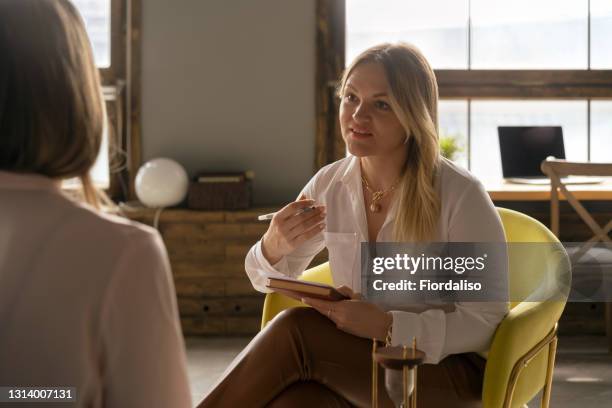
[245,174,326,293]
[99,230,192,408]
[389,181,509,364]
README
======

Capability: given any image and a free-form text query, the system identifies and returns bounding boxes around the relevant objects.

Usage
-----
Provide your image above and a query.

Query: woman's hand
[302,286,393,341]
[261,197,326,265]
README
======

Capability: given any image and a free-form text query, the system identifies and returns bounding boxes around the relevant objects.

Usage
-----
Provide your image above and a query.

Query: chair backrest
[497,207,570,308]
[541,157,612,262]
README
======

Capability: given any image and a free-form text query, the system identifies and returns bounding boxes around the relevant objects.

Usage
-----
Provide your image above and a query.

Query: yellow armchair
[260,208,569,408]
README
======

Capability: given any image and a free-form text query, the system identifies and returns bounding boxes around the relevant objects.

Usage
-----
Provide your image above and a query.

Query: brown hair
[338,43,441,241]
[0,0,105,207]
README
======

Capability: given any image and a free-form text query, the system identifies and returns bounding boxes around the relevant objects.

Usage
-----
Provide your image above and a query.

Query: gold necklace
[361,176,400,213]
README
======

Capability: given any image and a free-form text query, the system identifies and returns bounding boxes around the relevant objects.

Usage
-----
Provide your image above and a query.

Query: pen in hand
[258,206,315,221]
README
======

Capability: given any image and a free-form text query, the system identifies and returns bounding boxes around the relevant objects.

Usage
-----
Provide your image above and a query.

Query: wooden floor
[186,335,612,407]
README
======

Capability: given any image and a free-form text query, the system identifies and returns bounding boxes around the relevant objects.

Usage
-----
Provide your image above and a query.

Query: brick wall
[126,208,328,336]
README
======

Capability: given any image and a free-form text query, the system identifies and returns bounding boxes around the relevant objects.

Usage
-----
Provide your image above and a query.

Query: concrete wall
[141,0,316,205]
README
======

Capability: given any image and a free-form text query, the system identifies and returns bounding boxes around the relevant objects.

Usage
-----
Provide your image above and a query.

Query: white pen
[257,206,315,221]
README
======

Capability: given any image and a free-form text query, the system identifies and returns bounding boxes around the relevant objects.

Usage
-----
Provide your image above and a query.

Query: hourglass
[372,338,425,408]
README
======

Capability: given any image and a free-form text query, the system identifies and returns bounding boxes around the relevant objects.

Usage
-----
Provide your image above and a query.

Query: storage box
[187,180,252,210]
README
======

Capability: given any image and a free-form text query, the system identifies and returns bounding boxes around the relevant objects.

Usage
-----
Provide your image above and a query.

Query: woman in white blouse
[0,1,191,407]
[200,43,508,407]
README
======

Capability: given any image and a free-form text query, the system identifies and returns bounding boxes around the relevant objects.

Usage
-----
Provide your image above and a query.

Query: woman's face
[339,62,407,158]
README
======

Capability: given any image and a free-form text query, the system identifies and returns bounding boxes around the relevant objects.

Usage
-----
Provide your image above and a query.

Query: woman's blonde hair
[338,43,441,241]
[0,0,106,208]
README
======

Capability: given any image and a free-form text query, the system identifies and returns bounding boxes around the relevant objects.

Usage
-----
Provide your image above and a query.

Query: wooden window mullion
[315,0,345,170]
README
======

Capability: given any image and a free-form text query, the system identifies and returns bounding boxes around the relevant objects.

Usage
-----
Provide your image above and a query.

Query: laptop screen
[498,126,566,178]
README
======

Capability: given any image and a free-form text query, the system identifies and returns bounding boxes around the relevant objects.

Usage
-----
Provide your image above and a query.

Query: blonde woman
[0,1,190,407]
[199,43,508,407]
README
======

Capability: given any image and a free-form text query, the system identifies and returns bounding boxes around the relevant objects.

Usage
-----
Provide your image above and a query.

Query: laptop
[498,126,603,185]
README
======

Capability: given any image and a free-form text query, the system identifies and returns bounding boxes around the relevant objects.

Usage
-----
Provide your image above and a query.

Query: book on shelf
[266,277,349,301]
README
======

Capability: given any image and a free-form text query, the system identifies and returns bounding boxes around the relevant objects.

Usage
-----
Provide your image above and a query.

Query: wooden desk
[484,178,612,201]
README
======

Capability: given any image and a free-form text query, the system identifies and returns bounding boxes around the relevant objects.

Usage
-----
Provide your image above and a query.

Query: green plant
[439,134,463,161]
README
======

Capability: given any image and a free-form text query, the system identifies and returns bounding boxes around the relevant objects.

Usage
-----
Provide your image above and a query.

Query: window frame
[85,0,141,200]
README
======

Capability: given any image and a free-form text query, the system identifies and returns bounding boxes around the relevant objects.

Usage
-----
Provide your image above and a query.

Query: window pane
[470,101,588,181]
[439,100,468,168]
[471,0,588,69]
[591,0,612,68]
[346,0,468,68]
[591,101,612,163]
[71,0,111,68]
[89,122,110,188]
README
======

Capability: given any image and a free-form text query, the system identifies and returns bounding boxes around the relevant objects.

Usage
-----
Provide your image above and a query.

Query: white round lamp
[135,158,189,208]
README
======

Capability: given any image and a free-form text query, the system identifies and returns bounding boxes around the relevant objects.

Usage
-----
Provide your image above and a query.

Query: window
[346,0,612,69]
[70,0,113,188]
[591,101,612,163]
[346,0,468,69]
[63,0,139,199]
[470,0,588,69]
[315,0,612,177]
[591,0,612,68]
[71,0,111,68]
[439,100,468,168]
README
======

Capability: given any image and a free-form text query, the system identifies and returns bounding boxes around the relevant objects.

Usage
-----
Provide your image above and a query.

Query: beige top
[246,156,509,364]
[0,171,191,408]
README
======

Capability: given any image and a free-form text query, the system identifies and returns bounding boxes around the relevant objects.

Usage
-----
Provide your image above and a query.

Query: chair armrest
[482,301,565,408]
[260,262,332,329]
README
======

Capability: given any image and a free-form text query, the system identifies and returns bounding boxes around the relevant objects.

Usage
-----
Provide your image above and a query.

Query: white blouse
[245,155,509,364]
[0,171,191,407]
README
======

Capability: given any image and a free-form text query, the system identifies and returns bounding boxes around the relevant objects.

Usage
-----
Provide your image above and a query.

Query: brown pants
[198,307,485,407]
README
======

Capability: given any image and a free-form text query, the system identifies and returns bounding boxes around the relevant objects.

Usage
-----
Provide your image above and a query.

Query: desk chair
[541,157,612,351]
[261,208,569,408]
